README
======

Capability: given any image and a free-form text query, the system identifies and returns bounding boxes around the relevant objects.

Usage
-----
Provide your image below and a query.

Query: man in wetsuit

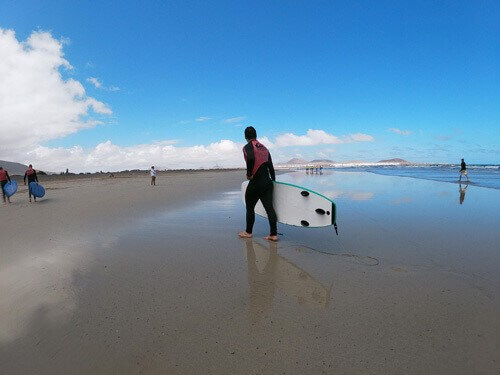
[459,158,469,182]
[238,126,278,241]
[0,167,12,204]
[23,164,39,202]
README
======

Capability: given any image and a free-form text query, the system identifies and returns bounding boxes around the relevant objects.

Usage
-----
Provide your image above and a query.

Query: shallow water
[362,165,500,189]
[1,171,499,374]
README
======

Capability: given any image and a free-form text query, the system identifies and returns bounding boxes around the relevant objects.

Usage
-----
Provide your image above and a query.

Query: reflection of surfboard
[3,180,18,198]
[241,181,337,232]
[250,241,331,308]
[29,182,45,198]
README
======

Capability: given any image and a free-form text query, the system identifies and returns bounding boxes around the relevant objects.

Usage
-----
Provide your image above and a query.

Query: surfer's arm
[268,154,276,181]
[244,143,255,178]
[34,170,38,182]
[23,172,27,184]
[6,171,11,182]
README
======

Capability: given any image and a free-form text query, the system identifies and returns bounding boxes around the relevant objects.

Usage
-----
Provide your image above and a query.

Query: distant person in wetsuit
[459,158,469,182]
[24,164,39,202]
[238,126,278,242]
[0,167,12,204]
[150,166,157,185]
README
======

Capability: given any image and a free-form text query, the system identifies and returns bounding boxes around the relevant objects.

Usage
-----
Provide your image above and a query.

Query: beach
[1,170,499,374]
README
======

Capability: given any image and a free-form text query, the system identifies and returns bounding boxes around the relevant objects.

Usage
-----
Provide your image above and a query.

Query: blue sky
[0,0,498,170]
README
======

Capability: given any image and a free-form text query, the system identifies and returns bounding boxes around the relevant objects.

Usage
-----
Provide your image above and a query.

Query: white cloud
[276,129,342,147]
[25,139,246,172]
[275,129,374,147]
[0,28,112,157]
[223,116,246,124]
[87,76,119,91]
[195,116,211,122]
[86,77,102,88]
[388,128,412,136]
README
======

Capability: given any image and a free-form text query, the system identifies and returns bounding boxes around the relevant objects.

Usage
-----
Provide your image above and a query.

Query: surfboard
[241,180,338,233]
[29,182,45,198]
[3,180,18,198]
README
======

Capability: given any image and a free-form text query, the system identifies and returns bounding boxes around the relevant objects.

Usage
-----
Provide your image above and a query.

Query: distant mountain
[284,158,308,165]
[377,158,411,164]
[0,160,28,175]
[310,159,334,163]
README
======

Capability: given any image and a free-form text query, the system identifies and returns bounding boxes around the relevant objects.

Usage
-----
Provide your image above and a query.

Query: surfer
[0,167,12,204]
[239,126,278,241]
[23,164,39,202]
[459,158,469,182]
[150,166,157,186]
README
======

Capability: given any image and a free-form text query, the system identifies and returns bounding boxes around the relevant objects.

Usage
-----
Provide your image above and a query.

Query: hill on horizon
[284,158,308,165]
[0,160,29,175]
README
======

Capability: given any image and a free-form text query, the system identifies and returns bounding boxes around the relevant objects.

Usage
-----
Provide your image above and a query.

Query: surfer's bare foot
[264,235,278,242]
[238,231,252,238]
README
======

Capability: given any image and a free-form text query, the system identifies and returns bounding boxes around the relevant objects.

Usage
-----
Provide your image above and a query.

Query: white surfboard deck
[241,180,337,228]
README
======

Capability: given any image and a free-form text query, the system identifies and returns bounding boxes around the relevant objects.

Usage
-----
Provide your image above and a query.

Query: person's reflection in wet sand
[459,183,468,205]
[245,239,278,323]
[244,239,331,324]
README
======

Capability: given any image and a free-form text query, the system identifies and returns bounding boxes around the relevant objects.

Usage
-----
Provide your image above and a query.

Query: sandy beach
[1,170,499,374]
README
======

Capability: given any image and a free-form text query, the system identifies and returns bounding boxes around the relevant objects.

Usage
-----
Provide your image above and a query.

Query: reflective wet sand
[1,170,499,374]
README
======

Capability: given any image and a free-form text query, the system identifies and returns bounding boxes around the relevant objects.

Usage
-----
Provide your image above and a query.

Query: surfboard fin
[301,191,309,197]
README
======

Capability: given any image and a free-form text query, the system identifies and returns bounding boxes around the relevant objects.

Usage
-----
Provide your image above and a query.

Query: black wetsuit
[461,161,466,171]
[24,169,38,199]
[244,141,277,236]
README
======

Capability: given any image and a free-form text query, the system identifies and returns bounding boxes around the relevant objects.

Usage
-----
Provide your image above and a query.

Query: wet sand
[1,170,499,374]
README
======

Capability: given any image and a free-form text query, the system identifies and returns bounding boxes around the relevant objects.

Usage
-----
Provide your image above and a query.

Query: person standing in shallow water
[24,164,39,202]
[239,126,278,242]
[459,158,469,182]
[0,167,12,204]
[150,166,157,186]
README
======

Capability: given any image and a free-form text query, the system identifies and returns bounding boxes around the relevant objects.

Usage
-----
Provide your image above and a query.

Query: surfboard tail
[332,202,338,235]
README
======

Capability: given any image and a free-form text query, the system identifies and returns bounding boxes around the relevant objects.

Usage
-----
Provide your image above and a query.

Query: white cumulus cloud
[275,129,373,147]
[388,128,412,136]
[25,140,246,173]
[195,116,211,122]
[0,28,112,158]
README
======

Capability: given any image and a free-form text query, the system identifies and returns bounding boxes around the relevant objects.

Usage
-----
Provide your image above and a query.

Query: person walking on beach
[150,166,157,186]
[0,167,12,204]
[239,126,278,242]
[459,158,469,182]
[24,164,39,202]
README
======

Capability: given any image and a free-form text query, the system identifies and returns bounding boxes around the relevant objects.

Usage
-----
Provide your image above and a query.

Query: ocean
[343,165,500,190]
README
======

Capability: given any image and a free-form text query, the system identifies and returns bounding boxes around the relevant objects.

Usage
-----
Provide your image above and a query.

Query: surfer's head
[244,126,257,141]
[151,166,155,169]
[29,164,32,168]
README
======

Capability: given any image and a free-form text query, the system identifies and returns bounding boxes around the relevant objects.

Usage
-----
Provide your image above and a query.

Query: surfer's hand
[246,175,253,180]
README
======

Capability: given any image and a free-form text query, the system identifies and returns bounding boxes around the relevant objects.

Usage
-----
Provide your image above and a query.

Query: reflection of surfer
[150,166,157,186]
[244,239,331,323]
[239,126,278,242]
[245,240,278,323]
[459,183,468,205]
[24,164,39,203]
[459,158,469,182]
[0,167,12,204]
